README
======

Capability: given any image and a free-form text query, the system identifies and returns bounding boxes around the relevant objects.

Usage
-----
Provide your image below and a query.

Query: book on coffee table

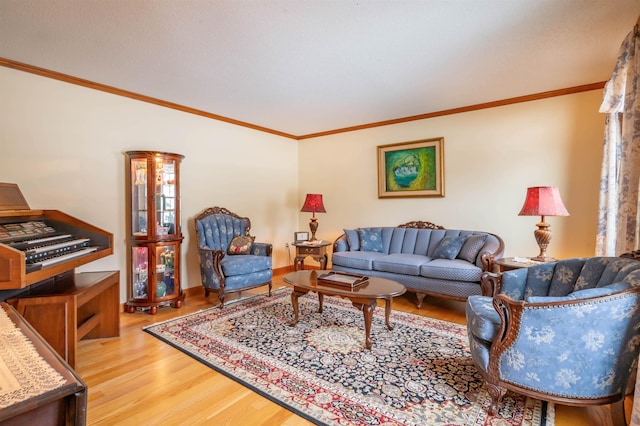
[317,272,368,288]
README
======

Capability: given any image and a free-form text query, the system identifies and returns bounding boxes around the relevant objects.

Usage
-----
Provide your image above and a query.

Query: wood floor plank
[76,272,623,425]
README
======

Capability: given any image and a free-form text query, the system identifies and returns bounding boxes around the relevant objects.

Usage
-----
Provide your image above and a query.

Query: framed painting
[377,137,444,198]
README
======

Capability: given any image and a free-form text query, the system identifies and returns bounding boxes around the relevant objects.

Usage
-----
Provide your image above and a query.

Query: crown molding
[1,57,605,141]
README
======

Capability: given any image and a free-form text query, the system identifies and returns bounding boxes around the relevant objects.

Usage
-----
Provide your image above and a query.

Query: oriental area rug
[144,288,554,426]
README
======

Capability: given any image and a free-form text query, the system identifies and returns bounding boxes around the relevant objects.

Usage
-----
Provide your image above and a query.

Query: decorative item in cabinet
[124,151,185,314]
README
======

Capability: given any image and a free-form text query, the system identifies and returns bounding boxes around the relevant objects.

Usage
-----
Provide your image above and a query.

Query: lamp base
[309,217,318,241]
[532,221,555,263]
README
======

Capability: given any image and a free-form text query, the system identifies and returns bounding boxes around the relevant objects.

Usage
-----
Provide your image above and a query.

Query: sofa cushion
[466,296,501,343]
[221,254,272,276]
[343,229,360,251]
[421,259,483,282]
[331,251,386,270]
[372,254,431,276]
[432,236,466,260]
[358,228,384,252]
[457,234,487,263]
[227,235,254,255]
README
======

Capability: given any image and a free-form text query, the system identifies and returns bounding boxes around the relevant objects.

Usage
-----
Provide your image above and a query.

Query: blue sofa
[466,257,640,416]
[331,221,504,306]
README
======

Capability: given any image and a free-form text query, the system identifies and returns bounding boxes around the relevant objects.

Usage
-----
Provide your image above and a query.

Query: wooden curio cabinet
[124,151,185,314]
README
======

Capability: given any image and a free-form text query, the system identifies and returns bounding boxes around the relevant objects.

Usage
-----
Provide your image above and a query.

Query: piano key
[36,247,98,267]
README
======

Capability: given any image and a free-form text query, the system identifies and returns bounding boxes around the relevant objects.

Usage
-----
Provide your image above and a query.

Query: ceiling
[1,0,638,138]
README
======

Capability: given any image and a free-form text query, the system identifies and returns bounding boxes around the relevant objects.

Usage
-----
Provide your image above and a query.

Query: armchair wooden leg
[486,382,506,416]
[218,290,225,308]
[268,281,272,297]
[610,398,627,426]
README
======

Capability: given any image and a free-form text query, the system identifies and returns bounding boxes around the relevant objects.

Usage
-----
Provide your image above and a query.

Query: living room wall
[0,67,298,302]
[298,89,605,263]
[1,65,607,302]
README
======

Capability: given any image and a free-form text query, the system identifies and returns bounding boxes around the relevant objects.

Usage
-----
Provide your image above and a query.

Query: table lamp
[300,193,326,241]
[518,186,569,262]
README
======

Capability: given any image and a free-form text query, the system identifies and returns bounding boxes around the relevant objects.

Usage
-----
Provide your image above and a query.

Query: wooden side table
[495,257,544,272]
[293,241,331,271]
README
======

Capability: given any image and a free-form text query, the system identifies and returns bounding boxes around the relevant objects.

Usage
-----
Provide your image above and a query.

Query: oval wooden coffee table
[283,270,406,349]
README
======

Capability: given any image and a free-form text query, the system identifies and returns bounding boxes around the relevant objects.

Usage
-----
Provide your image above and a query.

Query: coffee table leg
[289,289,307,326]
[385,297,395,330]
[318,293,323,313]
[353,300,376,349]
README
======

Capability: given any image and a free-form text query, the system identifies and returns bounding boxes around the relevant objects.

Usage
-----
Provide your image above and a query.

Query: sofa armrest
[197,247,226,289]
[478,232,505,271]
[333,234,349,252]
[481,271,502,297]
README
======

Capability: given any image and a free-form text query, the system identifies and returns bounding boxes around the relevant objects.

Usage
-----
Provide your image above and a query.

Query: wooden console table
[0,302,87,425]
[7,271,120,369]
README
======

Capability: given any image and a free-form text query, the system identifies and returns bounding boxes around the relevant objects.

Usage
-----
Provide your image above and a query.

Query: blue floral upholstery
[465,257,640,416]
[195,207,272,307]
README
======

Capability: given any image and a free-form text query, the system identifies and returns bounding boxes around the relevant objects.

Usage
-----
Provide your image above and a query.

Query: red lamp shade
[518,186,569,262]
[518,186,569,217]
[300,194,326,215]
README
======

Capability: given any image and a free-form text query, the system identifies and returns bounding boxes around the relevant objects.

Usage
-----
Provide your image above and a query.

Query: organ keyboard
[0,183,113,291]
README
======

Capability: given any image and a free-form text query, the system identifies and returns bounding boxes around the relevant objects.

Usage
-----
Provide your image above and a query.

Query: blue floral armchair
[194,207,272,307]
[466,257,640,418]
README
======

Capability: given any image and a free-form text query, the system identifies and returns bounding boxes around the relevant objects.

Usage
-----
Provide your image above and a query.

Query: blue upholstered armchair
[466,257,640,419]
[194,207,272,307]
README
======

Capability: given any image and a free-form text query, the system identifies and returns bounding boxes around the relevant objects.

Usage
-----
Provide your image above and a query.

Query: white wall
[298,90,605,262]
[1,66,607,302]
[0,67,299,301]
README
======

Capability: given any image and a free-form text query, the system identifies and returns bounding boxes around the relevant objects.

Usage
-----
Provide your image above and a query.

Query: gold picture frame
[377,137,444,198]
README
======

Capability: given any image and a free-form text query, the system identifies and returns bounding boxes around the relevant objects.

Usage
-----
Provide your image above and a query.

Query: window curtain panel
[596,22,640,257]
[604,20,640,426]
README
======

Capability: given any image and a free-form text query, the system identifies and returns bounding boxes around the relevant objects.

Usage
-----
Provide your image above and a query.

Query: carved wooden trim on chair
[480,271,502,297]
[398,220,445,230]
[485,294,525,415]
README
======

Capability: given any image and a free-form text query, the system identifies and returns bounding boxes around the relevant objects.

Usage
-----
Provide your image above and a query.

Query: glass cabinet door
[132,246,149,299]
[131,158,148,237]
[155,245,177,298]
[154,158,177,236]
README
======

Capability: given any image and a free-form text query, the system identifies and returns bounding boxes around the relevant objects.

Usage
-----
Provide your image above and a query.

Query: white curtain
[596,23,640,256]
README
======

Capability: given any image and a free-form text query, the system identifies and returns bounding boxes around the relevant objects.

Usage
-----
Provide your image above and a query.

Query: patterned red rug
[144,288,554,425]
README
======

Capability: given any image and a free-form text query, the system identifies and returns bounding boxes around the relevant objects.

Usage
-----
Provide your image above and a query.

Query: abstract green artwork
[377,138,444,198]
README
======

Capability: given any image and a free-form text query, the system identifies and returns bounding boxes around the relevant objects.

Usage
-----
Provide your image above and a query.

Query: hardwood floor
[77,271,627,425]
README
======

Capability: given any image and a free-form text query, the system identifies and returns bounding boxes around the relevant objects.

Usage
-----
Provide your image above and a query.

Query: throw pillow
[227,235,254,255]
[432,236,466,260]
[358,228,384,253]
[344,229,360,251]
[457,234,487,263]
